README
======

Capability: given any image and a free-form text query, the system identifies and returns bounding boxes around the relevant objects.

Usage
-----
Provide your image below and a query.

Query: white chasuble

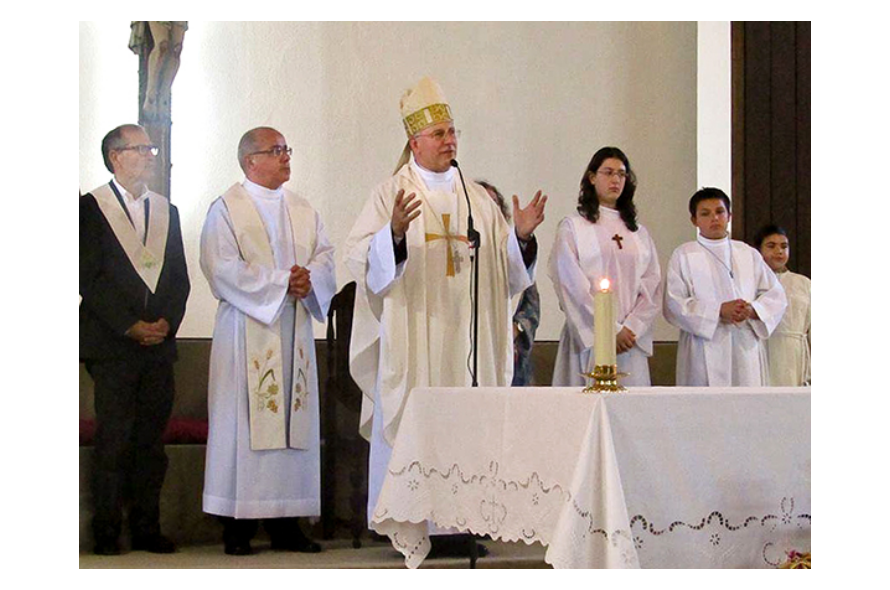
[90,182,169,293]
[345,161,533,526]
[664,238,787,387]
[200,181,335,519]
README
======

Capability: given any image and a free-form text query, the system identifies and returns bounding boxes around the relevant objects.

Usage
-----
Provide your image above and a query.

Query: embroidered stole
[222,183,317,451]
[91,182,169,293]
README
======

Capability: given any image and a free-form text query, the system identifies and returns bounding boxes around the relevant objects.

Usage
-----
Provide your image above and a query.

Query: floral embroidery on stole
[222,184,317,450]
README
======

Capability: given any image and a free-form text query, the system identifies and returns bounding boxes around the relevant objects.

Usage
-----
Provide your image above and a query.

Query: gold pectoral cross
[425,213,470,277]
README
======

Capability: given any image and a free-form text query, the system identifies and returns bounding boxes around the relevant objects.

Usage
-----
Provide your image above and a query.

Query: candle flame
[599,278,611,292]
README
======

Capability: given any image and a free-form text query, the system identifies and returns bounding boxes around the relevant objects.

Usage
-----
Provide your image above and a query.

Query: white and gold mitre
[400,76,453,137]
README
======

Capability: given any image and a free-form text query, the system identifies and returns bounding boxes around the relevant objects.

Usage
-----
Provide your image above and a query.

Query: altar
[369,387,811,568]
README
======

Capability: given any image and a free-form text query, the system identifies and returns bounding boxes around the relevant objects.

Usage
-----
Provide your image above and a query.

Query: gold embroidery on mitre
[403,103,453,136]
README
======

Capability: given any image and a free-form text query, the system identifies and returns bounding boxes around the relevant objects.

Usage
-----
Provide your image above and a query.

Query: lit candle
[593,277,616,368]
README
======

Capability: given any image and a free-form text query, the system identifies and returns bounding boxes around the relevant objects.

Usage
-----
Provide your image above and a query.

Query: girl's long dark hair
[577,146,638,231]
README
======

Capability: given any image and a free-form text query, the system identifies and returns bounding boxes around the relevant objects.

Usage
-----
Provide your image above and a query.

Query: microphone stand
[452,159,480,387]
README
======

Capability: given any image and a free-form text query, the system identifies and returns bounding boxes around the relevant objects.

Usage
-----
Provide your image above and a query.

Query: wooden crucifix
[612,234,624,249]
[128,21,187,200]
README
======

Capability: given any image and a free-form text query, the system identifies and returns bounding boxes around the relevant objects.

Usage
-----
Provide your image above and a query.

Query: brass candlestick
[582,364,627,393]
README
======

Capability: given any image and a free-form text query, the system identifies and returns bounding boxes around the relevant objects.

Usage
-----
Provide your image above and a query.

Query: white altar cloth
[370,387,810,568]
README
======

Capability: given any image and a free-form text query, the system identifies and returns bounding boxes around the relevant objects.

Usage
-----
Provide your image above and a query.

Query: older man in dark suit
[80,124,190,555]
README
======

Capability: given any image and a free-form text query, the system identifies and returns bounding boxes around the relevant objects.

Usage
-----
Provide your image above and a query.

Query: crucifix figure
[612,234,624,249]
[129,22,188,120]
[127,22,187,198]
[425,213,470,277]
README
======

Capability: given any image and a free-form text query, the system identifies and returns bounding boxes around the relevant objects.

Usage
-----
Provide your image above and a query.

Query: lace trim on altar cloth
[375,461,811,568]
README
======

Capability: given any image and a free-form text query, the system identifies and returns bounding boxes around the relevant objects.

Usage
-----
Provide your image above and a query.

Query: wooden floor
[79,537,550,569]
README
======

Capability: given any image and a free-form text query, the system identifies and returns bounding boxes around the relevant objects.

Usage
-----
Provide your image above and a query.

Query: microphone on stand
[451,158,480,387]
[451,159,480,248]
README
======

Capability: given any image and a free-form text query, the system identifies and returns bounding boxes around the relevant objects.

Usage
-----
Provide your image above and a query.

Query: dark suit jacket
[79,186,190,362]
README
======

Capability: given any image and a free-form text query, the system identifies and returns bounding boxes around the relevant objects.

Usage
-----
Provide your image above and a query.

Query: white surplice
[664,236,787,386]
[200,180,335,519]
[767,270,811,386]
[345,157,533,525]
[548,210,662,386]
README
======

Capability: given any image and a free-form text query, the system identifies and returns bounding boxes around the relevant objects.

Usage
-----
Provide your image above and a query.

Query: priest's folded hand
[288,265,312,299]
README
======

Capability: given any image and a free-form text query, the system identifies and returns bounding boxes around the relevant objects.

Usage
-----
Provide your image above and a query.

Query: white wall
[697,21,732,195]
[80,21,711,341]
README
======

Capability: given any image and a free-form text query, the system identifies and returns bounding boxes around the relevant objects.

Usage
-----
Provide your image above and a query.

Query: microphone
[451,159,480,248]
[450,158,480,387]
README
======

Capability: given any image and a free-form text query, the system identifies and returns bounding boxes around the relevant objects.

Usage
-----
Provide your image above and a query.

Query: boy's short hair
[689,187,732,217]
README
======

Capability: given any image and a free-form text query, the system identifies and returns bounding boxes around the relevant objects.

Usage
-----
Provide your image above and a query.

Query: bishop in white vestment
[200,128,335,555]
[664,188,787,387]
[345,77,546,530]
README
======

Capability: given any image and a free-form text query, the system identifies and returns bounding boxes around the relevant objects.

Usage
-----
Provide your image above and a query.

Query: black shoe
[93,539,121,556]
[267,518,322,553]
[132,533,176,554]
[272,529,321,553]
[224,540,253,556]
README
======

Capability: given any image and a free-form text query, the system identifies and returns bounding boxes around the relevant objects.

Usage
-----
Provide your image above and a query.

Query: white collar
[697,233,731,248]
[410,153,455,185]
[112,177,149,203]
[243,178,284,200]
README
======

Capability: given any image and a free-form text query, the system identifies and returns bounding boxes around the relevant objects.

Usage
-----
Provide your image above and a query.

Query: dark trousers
[85,356,175,543]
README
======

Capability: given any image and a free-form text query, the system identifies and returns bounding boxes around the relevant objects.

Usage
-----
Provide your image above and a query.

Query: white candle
[593,277,616,368]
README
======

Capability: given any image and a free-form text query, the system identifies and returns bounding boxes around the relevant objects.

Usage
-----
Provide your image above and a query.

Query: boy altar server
[664,188,787,386]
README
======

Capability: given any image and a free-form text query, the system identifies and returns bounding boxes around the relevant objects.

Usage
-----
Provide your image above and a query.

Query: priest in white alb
[664,187,787,386]
[344,77,547,551]
[200,127,336,555]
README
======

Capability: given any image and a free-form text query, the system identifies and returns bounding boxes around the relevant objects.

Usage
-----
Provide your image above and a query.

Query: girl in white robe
[754,224,811,386]
[549,147,662,387]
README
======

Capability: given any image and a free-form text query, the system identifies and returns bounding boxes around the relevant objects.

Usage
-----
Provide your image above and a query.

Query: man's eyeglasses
[250,146,293,158]
[117,145,160,157]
